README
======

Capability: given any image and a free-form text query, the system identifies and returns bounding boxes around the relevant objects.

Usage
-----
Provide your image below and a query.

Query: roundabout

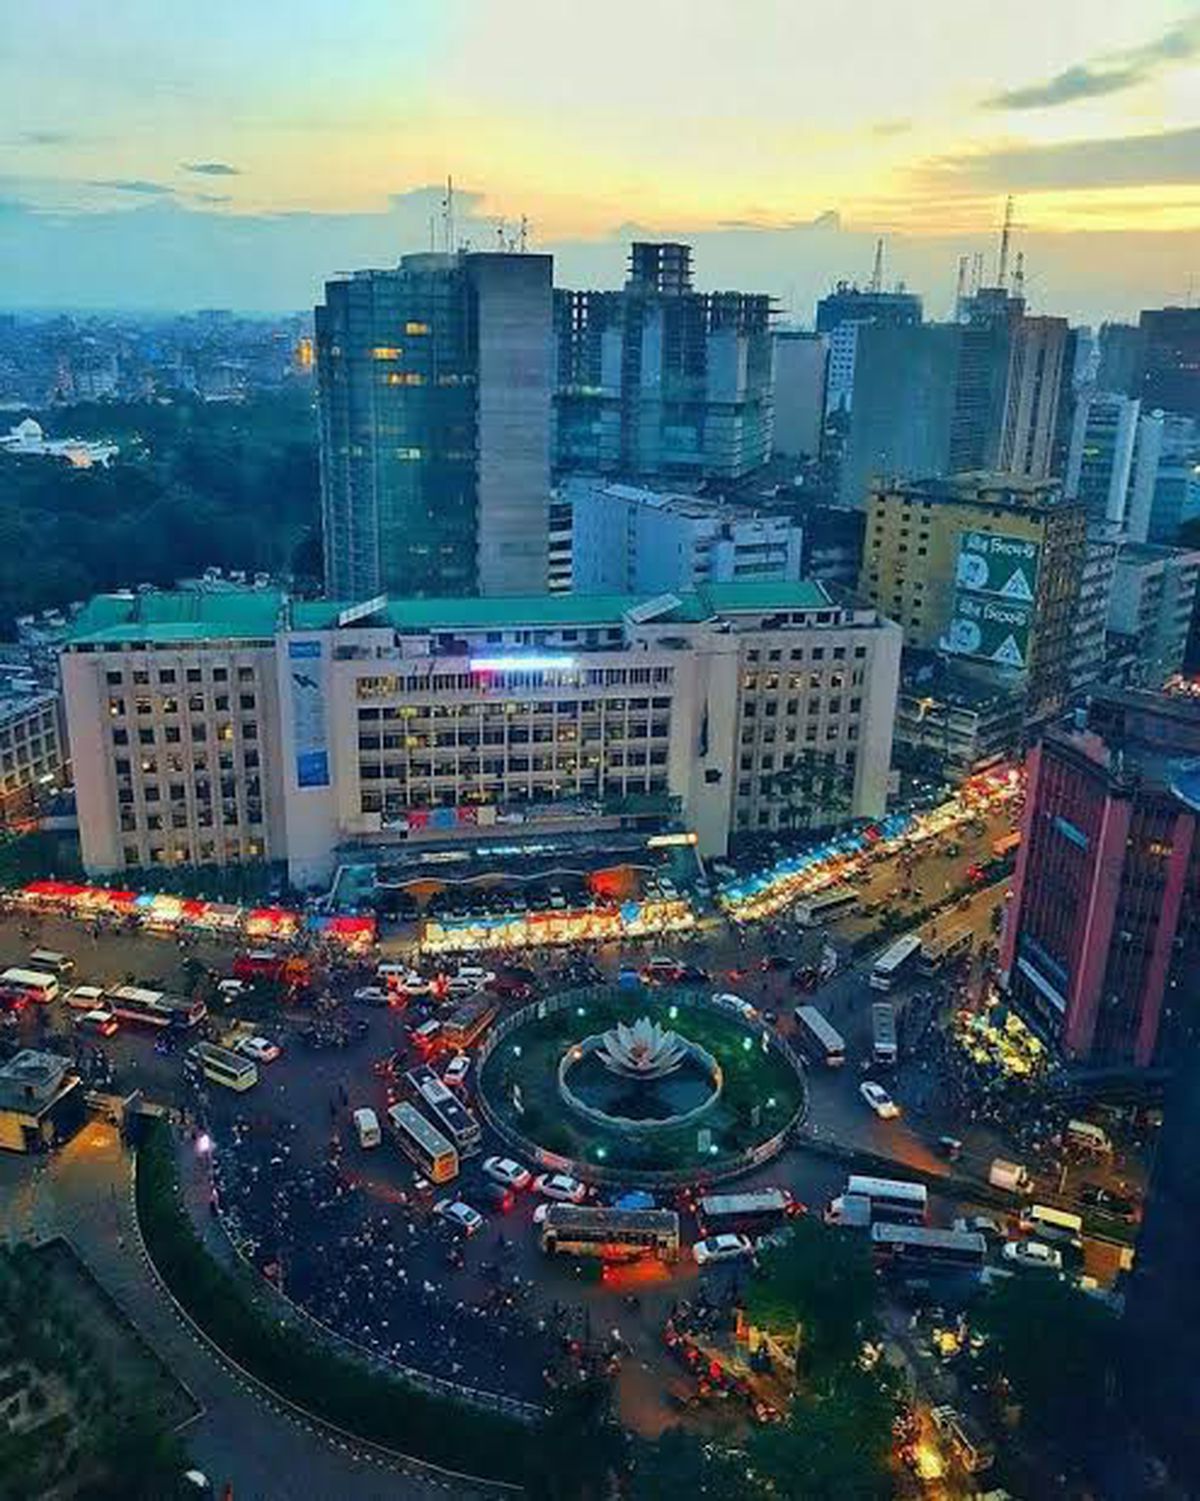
[477,985,808,1184]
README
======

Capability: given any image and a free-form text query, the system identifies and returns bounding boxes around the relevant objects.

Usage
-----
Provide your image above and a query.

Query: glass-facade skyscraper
[316,251,552,600]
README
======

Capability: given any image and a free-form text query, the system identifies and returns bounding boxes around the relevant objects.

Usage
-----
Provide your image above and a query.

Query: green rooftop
[64,579,834,647]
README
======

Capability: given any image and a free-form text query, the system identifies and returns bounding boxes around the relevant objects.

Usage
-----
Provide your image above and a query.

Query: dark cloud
[89,179,174,196]
[181,161,241,177]
[192,192,232,205]
[921,126,1200,193]
[15,130,75,147]
[987,14,1200,109]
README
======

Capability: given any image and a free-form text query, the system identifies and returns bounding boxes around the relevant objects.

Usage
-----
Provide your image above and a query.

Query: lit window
[372,346,403,360]
[405,321,430,335]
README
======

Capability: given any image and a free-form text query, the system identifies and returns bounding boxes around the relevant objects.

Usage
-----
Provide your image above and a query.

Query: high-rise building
[315,251,552,601]
[1065,389,1140,527]
[1127,413,1200,544]
[816,282,923,418]
[1068,526,1120,696]
[997,314,1071,480]
[553,243,774,482]
[771,330,827,458]
[858,473,1085,729]
[1106,542,1200,687]
[999,688,1200,1068]
[1138,305,1200,419]
[1095,321,1143,396]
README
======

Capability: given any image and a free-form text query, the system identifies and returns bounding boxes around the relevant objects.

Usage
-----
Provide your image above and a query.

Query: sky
[2,0,1199,322]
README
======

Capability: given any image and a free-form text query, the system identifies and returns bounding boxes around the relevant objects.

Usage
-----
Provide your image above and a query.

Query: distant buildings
[1065,390,1140,528]
[771,330,827,459]
[1107,542,1200,688]
[0,676,67,824]
[1000,688,1200,1069]
[816,282,922,418]
[553,243,774,482]
[1138,306,1200,420]
[315,251,553,600]
[0,418,117,469]
[564,479,802,596]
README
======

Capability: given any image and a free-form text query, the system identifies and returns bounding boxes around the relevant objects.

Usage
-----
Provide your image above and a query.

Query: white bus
[403,1064,482,1155]
[185,1042,258,1093]
[540,1205,680,1263]
[1019,1204,1084,1243]
[794,886,858,927]
[697,1189,796,1237]
[386,1101,458,1184]
[918,927,973,976]
[870,935,922,992]
[871,1002,898,1067]
[845,1174,927,1225]
[0,967,60,1003]
[108,985,206,1031]
[871,1222,987,1271]
[794,1006,846,1067]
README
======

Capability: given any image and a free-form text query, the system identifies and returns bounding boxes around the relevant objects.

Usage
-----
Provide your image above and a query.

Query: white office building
[60,584,900,886]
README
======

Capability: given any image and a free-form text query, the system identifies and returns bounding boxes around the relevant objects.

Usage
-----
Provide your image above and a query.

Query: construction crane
[868,238,885,294]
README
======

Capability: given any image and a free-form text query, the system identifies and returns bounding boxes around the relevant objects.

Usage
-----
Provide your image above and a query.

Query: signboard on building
[941,531,1041,669]
[288,639,330,788]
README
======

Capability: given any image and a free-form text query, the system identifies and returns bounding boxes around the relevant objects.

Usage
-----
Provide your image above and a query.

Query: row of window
[744,643,866,664]
[111,724,254,747]
[121,837,264,867]
[109,693,257,716]
[106,666,257,687]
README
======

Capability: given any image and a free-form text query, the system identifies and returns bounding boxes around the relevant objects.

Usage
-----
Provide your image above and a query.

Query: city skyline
[1,1,1199,318]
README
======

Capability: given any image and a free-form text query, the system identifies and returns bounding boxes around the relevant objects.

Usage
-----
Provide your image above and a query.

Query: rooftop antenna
[970,252,984,296]
[518,214,529,253]
[442,175,455,253]
[868,238,884,294]
[1012,250,1026,304]
[954,255,968,318]
[496,218,507,249]
[997,194,1015,288]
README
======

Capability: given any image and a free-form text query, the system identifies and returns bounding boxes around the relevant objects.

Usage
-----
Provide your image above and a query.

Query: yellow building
[859,473,1085,726]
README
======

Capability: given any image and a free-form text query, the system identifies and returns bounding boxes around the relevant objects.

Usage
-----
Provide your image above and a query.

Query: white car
[397,971,432,995]
[352,985,389,1006]
[64,984,107,1011]
[235,1035,281,1064]
[533,1172,587,1204]
[1002,1239,1063,1271]
[693,1233,754,1267]
[433,1198,484,1236]
[217,978,247,1001]
[860,1081,900,1119]
[483,1156,532,1191]
[442,1054,471,1088]
[711,991,759,1022]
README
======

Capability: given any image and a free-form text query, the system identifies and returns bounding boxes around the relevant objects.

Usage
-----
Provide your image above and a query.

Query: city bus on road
[871,1222,987,1271]
[0,968,61,1004]
[918,927,973,976]
[1019,1204,1084,1244]
[845,1175,927,1224]
[697,1189,798,1238]
[107,985,206,1031]
[794,1006,846,1067]
[386,1101,458,1184]
[794,886,858,927]
[540,1205,680,1263]
[403,1064,482,1155]
[869,935,922,992]
[871,1002,898,1066]
[185,1042,258,1093]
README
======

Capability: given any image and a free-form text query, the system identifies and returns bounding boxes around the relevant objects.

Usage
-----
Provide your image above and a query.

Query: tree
[630,1428,761,1500]
[749,1366,898,1501]
[746,1217,879,1378]
[524,1377,625,1501]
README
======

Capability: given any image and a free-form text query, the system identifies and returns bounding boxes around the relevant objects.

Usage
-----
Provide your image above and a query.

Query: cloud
[14,130,76,147]
[919,126,1200,194]
[181,161,241,177]
[987,13,1200,109]
[192,192,232,205]
[871,119,912,138]
[89,179,174,196]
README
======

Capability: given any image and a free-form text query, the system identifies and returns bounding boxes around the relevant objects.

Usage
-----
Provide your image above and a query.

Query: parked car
[483,1156,532,1191]
[693,1233,754,1267]
[1002,1239,1063,1271]
[711,992,759,1022]
[860,1081,900,1119]
[76,1009,118,1037]
[64,984,108,1011]
[433,1199,484,1236]
[442,1054,471,1088]
[533,1172,587,1204]
[235,1035,281,1064]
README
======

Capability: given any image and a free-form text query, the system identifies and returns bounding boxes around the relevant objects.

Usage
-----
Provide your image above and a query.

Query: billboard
[288,639,329,789]
[941,531,1041,669]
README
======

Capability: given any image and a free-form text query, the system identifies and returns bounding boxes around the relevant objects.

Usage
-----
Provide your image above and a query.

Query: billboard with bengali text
[941,530,1041,668]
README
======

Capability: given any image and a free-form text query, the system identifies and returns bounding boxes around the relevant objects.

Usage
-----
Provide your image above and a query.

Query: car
[642,956,681,983]
[1079,1183,1140,1223]
[479,1181,515,1214]
[410,1019,442,1052]
[235,1035,281,1064]
[76,1008,118,1037]
[216,978,247,1002]
[483,1156,532,1191]
[954,1215,1007,1242]
[692,1233,754,1266]
[711,992,760,1022]
[1002,1239,1063,1271]
[433,1198,484,1236]
[352,985,390,1007]
[389,970,431,996]
[533,1172,587,1204]
[64,984,108,1011]
[442,1054,471,1088]
[860,1081,900,1119]
[675,963,711,985]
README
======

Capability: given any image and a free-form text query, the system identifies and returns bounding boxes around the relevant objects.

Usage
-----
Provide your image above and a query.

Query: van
[65,984,108,1011]
[1065,1119,1113,1156]
[353,1108,381,1149]
[28,949,73,976]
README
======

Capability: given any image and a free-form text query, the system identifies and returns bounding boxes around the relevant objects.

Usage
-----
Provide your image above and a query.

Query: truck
[989,1157,1032,1194]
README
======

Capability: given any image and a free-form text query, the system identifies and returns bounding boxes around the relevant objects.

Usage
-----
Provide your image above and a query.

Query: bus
[794,886,858,927]
[107,985,207,1031]
[27,949,74,977]
[185,1042,258,1093]
[697,1189,797,1238]
[870,935,922,992]
[918,927,973,976]
[992,831,1022,860]
[794,1006,846,1067]
[845,1175,927,1225]
[0,967,60,1003]
[540,1205,680,1263]
[871,1223,987,1271]
[386,1101,458,1184]
[1019,1204,1084,1243]
[403,1064,482,1155]
[871,1002,898,1067]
